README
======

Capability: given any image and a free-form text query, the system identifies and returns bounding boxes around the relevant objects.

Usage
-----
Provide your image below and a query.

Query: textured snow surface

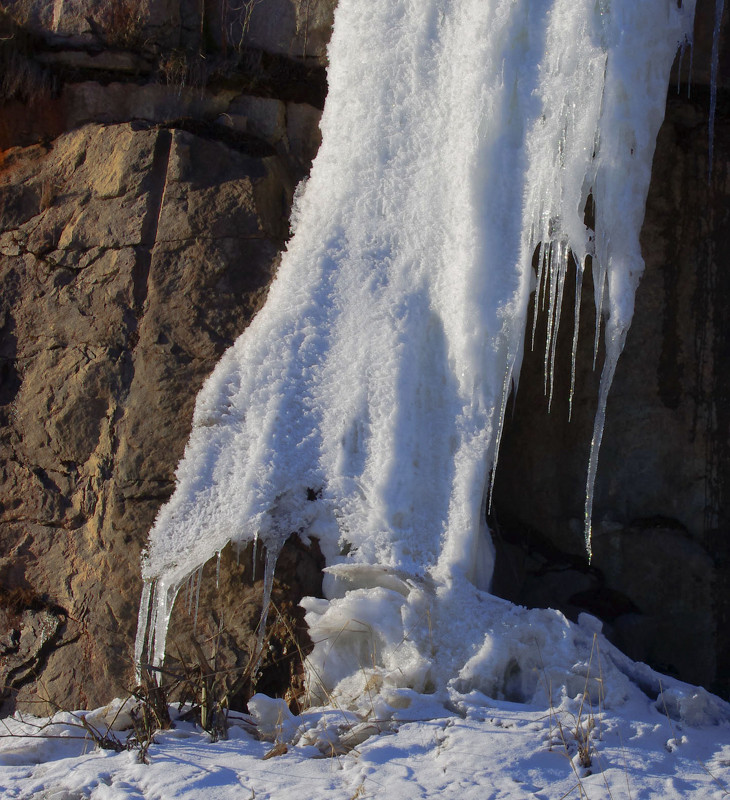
[137,0,697,708]
[2,690,730,800]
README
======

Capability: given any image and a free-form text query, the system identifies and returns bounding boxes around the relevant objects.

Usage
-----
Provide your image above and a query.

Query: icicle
[134,579,154,678]
[146,583,158,664]
[592,263,607,370]
[251,544,281,677]
[544,244,559,396]
[135,578,162,670]
[185,571,194,615]
[677,35,688,93]
[215,550,222,589]
[709,0,725,178]
[137,576,180,670]
[488,359,517,513]
[531,240,548,350]
[547,240,568,411]
[584,326,627,560]
[569,258,584,421]
[193,565,203,635]
[157,582,179,667]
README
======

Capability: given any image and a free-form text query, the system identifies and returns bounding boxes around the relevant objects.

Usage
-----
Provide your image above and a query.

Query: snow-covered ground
[2,689,730,799]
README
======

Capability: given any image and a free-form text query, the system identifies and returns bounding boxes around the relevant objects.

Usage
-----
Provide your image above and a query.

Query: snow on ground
[2,687,730,799]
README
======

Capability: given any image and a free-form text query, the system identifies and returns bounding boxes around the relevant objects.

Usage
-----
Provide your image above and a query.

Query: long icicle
[569,256,584,421]
[584,326,627,560]
[709,0,725,178]
[547,240,569,411]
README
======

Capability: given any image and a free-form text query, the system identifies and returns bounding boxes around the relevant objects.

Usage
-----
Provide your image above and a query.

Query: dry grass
[0,7,54,105]
[222,0,265,54]
[0,684,146,758]
[539,635,618,800]
[93,0,146,49]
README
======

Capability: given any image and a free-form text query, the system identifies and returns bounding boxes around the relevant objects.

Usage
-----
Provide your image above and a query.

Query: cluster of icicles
[135,0,720,711]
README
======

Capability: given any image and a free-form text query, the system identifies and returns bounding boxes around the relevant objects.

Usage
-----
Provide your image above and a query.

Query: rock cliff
[0,0,728,711]
[0,0,334,712]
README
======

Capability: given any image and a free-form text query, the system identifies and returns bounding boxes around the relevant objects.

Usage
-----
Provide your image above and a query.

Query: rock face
[0,121,292,710]
[1,0,730,712]
[1,0,335,60]
[0,0,336,713]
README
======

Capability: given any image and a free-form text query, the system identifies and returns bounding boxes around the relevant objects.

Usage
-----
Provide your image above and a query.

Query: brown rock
[1,0,337,61]
[244,0,337,61]
[62,83,237,133]
[0,121,295,712]
[2,0,179,50]
[286,101,322,170]
[162,536,324,715]
[224,95,288,146]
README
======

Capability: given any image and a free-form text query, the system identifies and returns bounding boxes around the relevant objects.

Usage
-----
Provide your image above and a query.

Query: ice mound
[302,566,729,730]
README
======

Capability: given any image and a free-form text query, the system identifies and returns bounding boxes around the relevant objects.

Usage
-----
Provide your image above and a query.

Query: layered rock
[1,0,334,60]
[0,120,289,710]
[0,0,336,713]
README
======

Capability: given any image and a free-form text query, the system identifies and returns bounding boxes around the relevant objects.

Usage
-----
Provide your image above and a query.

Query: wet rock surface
[492,6,730,698]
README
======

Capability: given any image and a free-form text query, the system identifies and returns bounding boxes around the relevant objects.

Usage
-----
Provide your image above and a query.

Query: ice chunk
[247,694,299,741]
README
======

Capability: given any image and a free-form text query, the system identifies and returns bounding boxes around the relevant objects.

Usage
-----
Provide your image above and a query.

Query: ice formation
[710,0,726,176]
[137,0,704,713]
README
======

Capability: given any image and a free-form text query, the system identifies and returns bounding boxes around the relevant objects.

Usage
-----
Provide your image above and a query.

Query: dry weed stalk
[127,670,173,762]
[0,588,312,760]
[209,0,266,55]
[1,685,127,755]
[538,634,619,800]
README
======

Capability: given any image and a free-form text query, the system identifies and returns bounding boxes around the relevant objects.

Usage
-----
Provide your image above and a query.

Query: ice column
[136,0,696,698]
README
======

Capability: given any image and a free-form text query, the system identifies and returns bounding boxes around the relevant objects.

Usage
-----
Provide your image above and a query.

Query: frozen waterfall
[136,0,706,712]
